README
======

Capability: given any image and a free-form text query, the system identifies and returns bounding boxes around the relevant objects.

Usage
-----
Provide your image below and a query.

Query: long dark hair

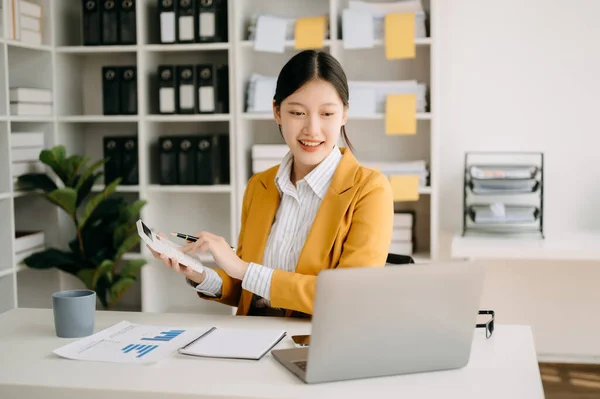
[273,50,354,152]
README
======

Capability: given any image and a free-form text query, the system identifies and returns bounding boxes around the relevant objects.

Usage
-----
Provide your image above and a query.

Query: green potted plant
[17,145,147,309]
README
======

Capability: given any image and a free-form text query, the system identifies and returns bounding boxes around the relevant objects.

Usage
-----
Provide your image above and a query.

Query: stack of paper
[362,160,429,187]
[470,204,539,224]
[349,80,427,116]
[247,13,330,41]
[10,131,45,180]
[10,87,53,116]
[390,212,413,255]
[470,165,538,180]
[348,0,427,39]
[471,179,539,194]
[246,76,427,117]
[469,164,539,194]
[14,231,44,265]
[252,145,289,173]
[5,0,43,45]
[246,74,278,113]
[247,14,330,53]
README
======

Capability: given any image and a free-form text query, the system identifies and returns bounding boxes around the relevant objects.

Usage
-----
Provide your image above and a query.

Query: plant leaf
[121,259,146,278]
[115,235,141,260]
[76,159,108,190]
[93,259,114,288]
[76,172,103,208]
[64,155,90,186]
[71,155,90,176]
[45,187,78,217]
[113,222,134,248]
[96,276,109,309]
[39,146,68,184]
[79,190,122,232]
[121,199,147,223]
[109,276,136,304]
[23,248,78,275]
[79,197,125,264]
[39,145,66,166]
[16,173,58,192]
[113,200,146,247]
[77,269,96,290]
[78,178,121,229]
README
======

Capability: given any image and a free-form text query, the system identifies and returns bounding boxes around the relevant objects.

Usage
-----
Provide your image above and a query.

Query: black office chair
[386,253,415,265]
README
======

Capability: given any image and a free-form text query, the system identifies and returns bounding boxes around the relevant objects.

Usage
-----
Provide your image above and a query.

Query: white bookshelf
[0,0,439,316]
[0,0,59,315]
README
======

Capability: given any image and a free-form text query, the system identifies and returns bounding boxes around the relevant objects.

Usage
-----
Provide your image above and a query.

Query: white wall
[438,0,600,360]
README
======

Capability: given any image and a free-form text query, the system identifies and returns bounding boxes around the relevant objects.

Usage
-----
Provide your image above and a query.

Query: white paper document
[348,0,428,39]
[348,86,377,117]
[53,321,211,364]
[253,15,287,53]
[246,74,278,113]
[342,9,374,49]
[348,80,428,113]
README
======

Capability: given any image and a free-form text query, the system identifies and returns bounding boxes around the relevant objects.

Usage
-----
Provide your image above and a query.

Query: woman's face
[273,79,348,170]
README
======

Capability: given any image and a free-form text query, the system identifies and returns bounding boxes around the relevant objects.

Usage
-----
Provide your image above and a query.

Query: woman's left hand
[180,231,249,280]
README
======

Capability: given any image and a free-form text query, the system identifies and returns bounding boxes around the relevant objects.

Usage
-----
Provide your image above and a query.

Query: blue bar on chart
[140,329,185,342]
[122,344,135,352]
[121,344,159,358]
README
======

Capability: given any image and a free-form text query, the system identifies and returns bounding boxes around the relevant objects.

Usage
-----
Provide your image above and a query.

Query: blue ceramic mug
[52,289,96,338]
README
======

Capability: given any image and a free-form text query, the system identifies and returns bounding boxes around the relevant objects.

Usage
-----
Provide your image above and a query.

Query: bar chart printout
[121,344,159,358]
[141,330,185,342]
[53,321,212,364]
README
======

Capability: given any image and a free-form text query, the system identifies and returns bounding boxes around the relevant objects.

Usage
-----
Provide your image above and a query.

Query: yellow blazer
[197,148,394,317]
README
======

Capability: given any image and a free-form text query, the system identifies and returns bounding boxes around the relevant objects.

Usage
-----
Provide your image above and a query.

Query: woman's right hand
[146,234,206,285]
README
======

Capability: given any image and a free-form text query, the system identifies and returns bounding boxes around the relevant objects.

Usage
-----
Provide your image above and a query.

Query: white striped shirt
[192,146,343,303]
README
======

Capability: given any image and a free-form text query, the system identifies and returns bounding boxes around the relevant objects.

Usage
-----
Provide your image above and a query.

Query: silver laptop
[271,261,485,384]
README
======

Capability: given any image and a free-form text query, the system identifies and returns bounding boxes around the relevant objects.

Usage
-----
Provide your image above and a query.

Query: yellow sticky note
[384,13,415,59]
[390,175,420,202]
[385,94,416,135]
[295,16,326,50]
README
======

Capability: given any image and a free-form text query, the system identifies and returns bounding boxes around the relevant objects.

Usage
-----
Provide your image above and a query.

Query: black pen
[171,232,235,249]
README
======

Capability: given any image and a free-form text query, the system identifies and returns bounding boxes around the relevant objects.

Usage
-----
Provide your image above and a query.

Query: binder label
[179,15,194,41]
[199,87,215,112]
[180,85,194,109]
[160,12,176,43]
[160,87,175,113]
[199,12,216,37]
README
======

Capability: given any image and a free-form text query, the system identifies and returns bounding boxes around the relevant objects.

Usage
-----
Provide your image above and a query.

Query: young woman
[149,50,394,318]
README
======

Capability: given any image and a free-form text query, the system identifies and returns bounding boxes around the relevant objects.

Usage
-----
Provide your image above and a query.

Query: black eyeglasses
[476,310,495,339]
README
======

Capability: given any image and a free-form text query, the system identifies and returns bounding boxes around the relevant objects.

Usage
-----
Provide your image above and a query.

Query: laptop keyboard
[293,361,308,371]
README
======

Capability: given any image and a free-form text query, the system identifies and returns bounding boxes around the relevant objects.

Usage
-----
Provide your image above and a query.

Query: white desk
[0,308,545,399]
[452,231,600,260]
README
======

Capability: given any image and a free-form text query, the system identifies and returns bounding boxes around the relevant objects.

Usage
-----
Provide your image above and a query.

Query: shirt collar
[275,146,343,200]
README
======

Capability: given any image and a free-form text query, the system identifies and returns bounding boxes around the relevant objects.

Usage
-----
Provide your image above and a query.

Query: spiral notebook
[178,327,287,360]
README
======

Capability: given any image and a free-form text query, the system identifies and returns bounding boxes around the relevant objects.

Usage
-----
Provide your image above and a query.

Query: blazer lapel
[295,148,360,276]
